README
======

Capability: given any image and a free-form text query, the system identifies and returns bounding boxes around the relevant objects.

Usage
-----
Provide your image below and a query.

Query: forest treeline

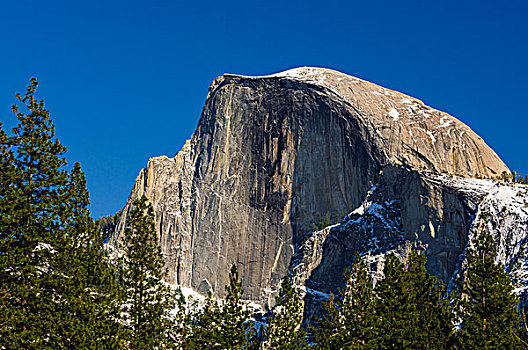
[2,79,528,349]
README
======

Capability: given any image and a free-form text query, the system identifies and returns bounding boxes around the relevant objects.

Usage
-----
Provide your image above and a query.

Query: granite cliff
[111,67,528,312]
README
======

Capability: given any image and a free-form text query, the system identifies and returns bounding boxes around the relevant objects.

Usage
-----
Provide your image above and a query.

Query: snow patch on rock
[389,108,400,121]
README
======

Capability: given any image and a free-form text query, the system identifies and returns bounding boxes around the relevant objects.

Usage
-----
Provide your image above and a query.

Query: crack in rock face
[111,67,523,314]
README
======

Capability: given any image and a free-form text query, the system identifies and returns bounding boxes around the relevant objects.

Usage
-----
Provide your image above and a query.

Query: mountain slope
[111,67,517,309]
[293,168,528,322]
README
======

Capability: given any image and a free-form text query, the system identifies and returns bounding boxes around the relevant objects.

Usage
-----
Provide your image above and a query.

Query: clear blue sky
[1,0,526,218]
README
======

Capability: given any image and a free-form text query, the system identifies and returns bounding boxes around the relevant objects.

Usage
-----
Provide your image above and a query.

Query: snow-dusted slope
[292,167,528,323]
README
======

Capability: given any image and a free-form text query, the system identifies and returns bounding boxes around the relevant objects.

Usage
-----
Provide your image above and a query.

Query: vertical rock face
[112,67,514,308]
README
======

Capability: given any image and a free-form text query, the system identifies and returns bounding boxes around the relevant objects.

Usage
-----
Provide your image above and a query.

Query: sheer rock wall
[112,67,510,308]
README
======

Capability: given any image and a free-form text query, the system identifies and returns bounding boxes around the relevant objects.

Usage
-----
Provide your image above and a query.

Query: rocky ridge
[112,67,524,312]
[292,168,528,323]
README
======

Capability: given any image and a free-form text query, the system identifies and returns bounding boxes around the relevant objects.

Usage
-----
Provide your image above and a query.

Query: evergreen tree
[0,78,70,348]
[184,292,221,349]
[311,293,342,350]
[118,195,181,350]
[97,209,122,242]
[0,120,16,335]
[519,307,528,345]
[0,78,125,348]
[406,253,453,349]
[49,163,125,348]
[457,230,526,349]
[220,265,259,349]
[167,287,190,350]
[375,252,453,349]
[185,265,259,349]
[264,275,307,349]
[311,254,377,349]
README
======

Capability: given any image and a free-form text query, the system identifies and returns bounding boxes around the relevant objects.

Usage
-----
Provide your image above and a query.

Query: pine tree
[519,307,528,345]
[184,292,221,349]
[375,252,453,349]
[0,120,23,345]
[406,253,453,349]
[0,78,125,348]
[185,265,259,349]
[220,265,259,349]
[457,230,526,349]
[119,195,181,350]
[0,78,69,348]
[49,163,125,348]
[311,254,377,349]
[311,293,342,350]
[97,210,122,242]
[167,287,189,350]
[264,275,307,349]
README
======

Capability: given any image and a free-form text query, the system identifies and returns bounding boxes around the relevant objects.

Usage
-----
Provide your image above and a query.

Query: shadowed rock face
[294,167,528,325]
[112,67,510,308]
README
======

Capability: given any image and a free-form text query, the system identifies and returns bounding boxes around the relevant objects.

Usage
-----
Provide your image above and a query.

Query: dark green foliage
[311,254,376,349]
[183,292,220,349]
[502,170,528,184]
[168,287,190,349]
[185,265,259,350]
[0,78,69,348]
[457,230,526,349]
[264,275,307,349]
[221,265,259,349]
[119,195,181,349]
[310,252,453,349]
[519,308,528,345]
[313,213,331,231]
[311,293,341,349]
[375,252,453,349]
[0,78,123,348]
[97,210,122,242]
[49,163,125,348]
